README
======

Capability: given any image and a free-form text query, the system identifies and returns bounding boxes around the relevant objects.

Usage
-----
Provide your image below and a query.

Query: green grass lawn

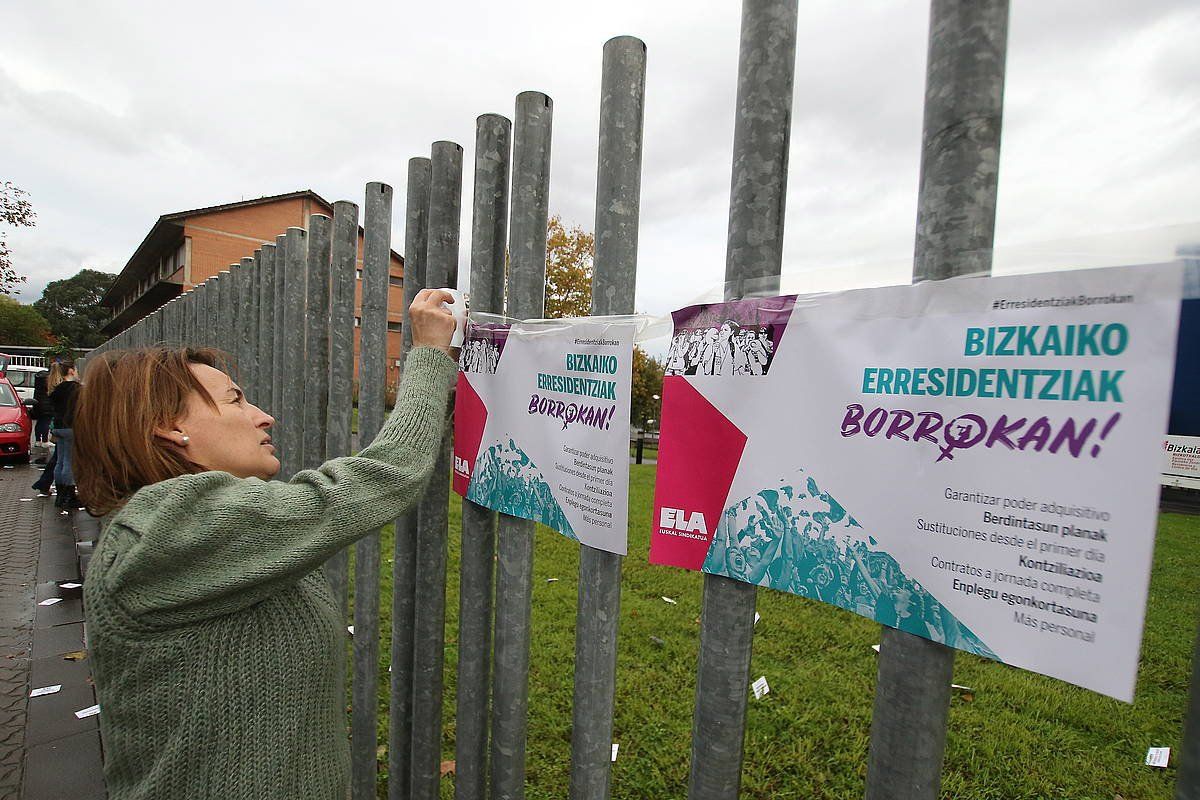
[355,465,1197,799]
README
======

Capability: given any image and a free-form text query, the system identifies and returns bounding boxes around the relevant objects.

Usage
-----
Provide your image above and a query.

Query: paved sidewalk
[0,464,105,799]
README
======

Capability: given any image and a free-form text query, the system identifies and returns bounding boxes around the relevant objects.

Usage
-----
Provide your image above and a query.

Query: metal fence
[79,2,1199,800]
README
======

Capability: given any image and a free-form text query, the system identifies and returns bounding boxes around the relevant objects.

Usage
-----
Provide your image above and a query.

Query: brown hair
[46,361,74,393]
[74,347,226,516]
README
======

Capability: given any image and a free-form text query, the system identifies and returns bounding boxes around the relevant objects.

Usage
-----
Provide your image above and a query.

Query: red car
[0,376,32,462]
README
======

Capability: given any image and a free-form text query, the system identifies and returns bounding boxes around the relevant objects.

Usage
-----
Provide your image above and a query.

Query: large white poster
[453,318,637,555]
[650,264,1182,701]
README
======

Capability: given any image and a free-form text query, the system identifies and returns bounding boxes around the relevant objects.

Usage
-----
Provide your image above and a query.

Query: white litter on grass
[59,582,82,589]
[38,597,62,606]
[1146,747,1170,768]
[611,743,619,762]
[546,578,559,583]
[75,704,100,719]
[751,676,770,700]
[29,685,61,698]
[347,626,354,636]
[871,644,881,653]
[754,612,760,625]
[661,596,677,605]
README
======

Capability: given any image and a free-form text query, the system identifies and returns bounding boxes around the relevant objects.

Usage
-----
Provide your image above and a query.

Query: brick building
[99,190,406,387]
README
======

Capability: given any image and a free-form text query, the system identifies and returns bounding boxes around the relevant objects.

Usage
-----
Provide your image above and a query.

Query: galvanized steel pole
[246,254,262,405]
[570,36,646,800]
[238,257,256,390]
[352,181,392,800]
[258,244,277,417]
[490,91,552,800]
[690,2,797,798]
[455,113,511,800]
[280,228,308,479]
[273,233,288,422]
[410,140,462,800]
[220,268,236,359]
[389,158,431,800]
[326,201,359,623]
[866,4,1008,799]
[205,276,220,350]
[303,214,333,471]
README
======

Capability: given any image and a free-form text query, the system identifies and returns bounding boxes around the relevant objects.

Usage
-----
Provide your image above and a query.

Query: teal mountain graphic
[466,438,577,541]
[703,473,996,660]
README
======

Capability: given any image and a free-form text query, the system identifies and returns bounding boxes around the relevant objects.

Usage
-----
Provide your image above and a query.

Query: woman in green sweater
[74,289,458,800]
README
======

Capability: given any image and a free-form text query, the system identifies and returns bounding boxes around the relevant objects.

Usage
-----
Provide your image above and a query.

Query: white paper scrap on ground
[347,626,354,636]
[754,612,760,625]
[546,578,559,583]
[611,743,619,762]
[661,596,677,605]
[75,704,100,719]
[871,644,881,653]
[59,582,82,589]
[1146,747,1170,768]
[30,685,61,698]
[19,498,32,502]
[38,597,62,606]
[752,676,770,699]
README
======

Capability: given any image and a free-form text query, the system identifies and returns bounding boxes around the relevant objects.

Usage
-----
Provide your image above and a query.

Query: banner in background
[453,317,637,555]
[650,264,1182,701]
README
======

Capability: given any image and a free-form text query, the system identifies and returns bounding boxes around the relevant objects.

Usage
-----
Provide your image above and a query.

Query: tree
[544,215,594,318]
[630,346,664,432]
[0,296,51,345]
[0,182,35,295]
[34,269,117,348]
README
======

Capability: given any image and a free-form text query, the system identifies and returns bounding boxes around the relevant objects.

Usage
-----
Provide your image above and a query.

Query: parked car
[0,377,31,462]
[4,364,48,403]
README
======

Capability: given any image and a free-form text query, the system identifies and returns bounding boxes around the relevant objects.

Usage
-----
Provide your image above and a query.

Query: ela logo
[659,507,708,535]
[454,456,470,476]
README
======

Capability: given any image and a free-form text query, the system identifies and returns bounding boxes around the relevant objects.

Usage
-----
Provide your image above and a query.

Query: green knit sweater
[84,346,458,800]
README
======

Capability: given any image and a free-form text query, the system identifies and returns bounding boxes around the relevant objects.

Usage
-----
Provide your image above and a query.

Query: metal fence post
[411,140,463,800]
[205,276,220,350]
[689,2,797,798]
[865,3,1008,799]
[220,268,236,360]
[273,233,288,422]
[326,201,359,624]
[456,113,511,800]
[304,214,333,471]
[390,157,431,800]
[280,229,308,479]
[238,257,257,392]
[490,90,553,800]
[570,35,646,800]
[258,244,277,417]
[352,181,392,800]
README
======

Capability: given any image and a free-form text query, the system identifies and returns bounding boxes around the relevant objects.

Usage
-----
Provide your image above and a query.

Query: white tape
[439,288,468,348]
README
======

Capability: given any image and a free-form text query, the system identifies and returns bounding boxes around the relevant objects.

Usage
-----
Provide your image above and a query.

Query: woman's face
[168,363,278,479]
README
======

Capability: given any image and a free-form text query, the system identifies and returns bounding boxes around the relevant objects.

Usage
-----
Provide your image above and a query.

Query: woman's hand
[409,289,458,356]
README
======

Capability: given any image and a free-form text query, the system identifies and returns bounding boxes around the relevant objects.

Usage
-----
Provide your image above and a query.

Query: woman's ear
[153,428,189,448]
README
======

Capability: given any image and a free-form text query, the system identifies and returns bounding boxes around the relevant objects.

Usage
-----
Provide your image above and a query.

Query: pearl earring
[181,435,190,445]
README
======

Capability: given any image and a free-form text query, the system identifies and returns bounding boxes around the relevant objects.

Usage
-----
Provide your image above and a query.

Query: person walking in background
[31,363,65,497]
[30,369,52,463]
[47,362,81,509]
[74,289,457,800]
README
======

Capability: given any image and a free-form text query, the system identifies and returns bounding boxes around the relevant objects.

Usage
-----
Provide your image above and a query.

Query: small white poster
[453,317,637,555]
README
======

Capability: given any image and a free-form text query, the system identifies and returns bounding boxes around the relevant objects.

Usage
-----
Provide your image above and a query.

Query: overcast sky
[4,0,1198,324]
